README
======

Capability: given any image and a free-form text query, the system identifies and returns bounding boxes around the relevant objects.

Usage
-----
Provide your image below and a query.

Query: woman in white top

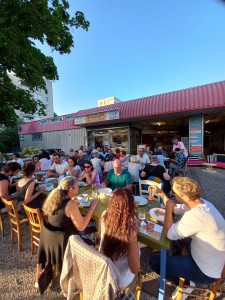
[39,151,52,172]
[91,150,103,175]
[150,177,225,298]
[99,188,140,288]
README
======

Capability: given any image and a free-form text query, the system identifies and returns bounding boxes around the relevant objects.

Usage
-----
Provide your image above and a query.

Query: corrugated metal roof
[20,80,225,134]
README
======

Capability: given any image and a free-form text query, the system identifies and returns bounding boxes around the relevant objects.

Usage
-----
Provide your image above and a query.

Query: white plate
[149,207,165,222]
[80,199,90,207]
[78,181,88,187]
[98,188,112,195]
[134,196,148,206]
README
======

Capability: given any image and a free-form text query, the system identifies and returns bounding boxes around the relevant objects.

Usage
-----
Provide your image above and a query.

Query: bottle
[148,186,154,201]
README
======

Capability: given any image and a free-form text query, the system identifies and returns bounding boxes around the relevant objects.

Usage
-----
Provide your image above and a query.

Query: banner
[189,115,204,156]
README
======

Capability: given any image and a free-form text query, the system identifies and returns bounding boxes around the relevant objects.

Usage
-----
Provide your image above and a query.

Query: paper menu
[139,221,163,241]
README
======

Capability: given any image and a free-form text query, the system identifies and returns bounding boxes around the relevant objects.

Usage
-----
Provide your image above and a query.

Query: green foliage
[0,0,90,127]
[22,146,42,157]
[0,124,20,153]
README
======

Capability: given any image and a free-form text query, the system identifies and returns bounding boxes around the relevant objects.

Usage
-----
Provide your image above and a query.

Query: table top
[78,186,171,251]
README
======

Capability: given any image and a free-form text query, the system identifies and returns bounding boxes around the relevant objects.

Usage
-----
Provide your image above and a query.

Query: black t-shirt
[142,164,166,181]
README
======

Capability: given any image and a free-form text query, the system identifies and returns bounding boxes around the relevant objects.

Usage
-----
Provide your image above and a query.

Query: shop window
[32,133,42,141]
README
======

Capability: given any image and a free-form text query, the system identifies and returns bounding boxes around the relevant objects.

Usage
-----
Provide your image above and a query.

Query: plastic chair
[139,179,162,202]
[60,235,142,300]
[1,198,28,251]
[23,203,42,255]
[175,265,225,300]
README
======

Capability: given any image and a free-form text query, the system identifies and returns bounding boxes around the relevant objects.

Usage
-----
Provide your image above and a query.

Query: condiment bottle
[148,186,154,201]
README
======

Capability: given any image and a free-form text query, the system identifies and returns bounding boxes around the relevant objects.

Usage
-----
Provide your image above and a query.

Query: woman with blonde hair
[38,176,97,272]
[128,155,142,183]
[99,188,140,289]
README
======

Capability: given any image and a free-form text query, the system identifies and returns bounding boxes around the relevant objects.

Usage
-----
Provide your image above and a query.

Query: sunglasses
[84,165,91,168]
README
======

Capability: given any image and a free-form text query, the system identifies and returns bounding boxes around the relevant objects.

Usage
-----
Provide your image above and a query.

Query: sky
[41,0,225,115]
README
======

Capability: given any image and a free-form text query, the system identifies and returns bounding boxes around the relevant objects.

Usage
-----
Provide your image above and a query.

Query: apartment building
[8,72,54,122]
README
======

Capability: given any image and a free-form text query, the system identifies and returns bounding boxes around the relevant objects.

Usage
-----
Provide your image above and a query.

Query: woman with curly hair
[99,188,140,288]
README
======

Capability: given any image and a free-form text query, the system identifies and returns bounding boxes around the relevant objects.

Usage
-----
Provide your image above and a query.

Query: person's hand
[130,218,139,242]
[89,199,97,211]
[150,185,163,195]
[39,186,46,193]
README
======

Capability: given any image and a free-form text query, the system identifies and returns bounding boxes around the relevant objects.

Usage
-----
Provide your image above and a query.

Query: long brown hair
[42,176,77,216]
[101,188,135,261]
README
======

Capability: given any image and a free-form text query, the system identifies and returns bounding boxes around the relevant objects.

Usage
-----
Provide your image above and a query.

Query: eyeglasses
[84,165,91,168]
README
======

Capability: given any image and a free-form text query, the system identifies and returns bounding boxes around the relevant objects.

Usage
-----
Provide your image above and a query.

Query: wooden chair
[1,198,28,251]
[139,179,162,202]
[175,266,225,300]
[23,203,42,255]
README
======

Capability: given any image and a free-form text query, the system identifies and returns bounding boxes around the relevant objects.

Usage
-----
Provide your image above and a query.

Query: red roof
[20,80,225,134]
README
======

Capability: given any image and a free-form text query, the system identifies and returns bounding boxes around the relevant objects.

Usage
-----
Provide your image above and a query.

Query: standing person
[99,188,140,289]
[40,151,52,172]
[12,153,24,168]
[102,159,132,190]
[46,152,68,178]
[172,138,188,158]
[150,177,225,299]
[16,163,46,208]
[78,160,101,187]
[32,155,41,172]
[169,148,186,176]
[0,162,21,210]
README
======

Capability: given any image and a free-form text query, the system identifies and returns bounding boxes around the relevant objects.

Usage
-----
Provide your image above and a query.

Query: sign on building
[189,115,204,156]
[74,109,120,125]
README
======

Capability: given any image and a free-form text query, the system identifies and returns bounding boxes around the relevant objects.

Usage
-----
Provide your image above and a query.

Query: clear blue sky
[42,0,225,115]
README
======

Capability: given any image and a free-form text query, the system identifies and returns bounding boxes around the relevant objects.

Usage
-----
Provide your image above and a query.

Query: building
[19,80,225,157]
[8,72,54,121]
[98,97,122,107]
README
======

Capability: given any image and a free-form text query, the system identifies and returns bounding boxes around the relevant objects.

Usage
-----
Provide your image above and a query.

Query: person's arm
[163,172,170,181]
[46,164,58,178]
[77,171,86,182]
[24,182,46,204]
[163,200,176,236]
[125,172,133,190]
[128,218,140,274]
[85,170,97,185]
[65,199,97,231]
[0,179,11,200]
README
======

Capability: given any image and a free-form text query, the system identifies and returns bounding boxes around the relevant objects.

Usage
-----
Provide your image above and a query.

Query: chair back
[60,235,119,300]
[23,203,42,234]
[23,203,42,254]
[1,198,21,225]
[139,179,162,202]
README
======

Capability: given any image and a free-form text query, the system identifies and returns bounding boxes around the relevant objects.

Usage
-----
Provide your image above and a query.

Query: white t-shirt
[136,154,150,165]
[91,157,103,175]
[168,199,225,278]
[49,160,68,174]
[13,158,24,168]
[172,141,188,157]
[40,158,52,171]
[128,162,142,182]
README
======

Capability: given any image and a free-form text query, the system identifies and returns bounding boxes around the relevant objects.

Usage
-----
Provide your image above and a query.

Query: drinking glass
[138,211,146,221]
[92,184,98,198]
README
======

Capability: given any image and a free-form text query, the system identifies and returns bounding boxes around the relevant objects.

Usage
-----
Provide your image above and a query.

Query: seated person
[99,188,140,288]
[150,177,225,298]
[91,150,104,175]
[32,155,41,172]
[169,148,186,176]
[136,148,150,166]
[40,151,52,172]
[46,152,68,178]
[64,157,82,177]
[102,159,132,190]
[128,155,142,184]
[0,162,21,210]
[78,160,101,187]
[16,163,46,209]
[38,176,97,273]
[105,148,116,161]
[140,155,171,194]
[120,151,129,168]
[12,152,24,168]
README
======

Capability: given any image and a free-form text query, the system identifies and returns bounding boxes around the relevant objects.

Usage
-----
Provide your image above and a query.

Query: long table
[77,186,170,300]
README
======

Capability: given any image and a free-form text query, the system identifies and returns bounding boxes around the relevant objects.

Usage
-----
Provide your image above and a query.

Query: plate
[80,199,90,207]
[44,177,55,182]
[149,207,165,222]
[78,181,88,187]
[98,188,112,195]
[134,196,148,206]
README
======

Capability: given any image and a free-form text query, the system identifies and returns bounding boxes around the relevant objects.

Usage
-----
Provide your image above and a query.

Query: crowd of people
[0,139,224,299]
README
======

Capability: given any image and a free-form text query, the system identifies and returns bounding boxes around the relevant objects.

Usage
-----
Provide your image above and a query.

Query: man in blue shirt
[102,159,132,190]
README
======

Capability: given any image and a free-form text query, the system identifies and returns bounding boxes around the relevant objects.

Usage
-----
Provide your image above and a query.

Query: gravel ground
[0,166,225,300]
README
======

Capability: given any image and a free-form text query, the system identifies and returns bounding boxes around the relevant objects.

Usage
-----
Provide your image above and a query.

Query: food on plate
[155,209,165,217]
[143,222,155,233]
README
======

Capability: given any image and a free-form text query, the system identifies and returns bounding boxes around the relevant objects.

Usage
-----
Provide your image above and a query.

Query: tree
[0,0,90,127]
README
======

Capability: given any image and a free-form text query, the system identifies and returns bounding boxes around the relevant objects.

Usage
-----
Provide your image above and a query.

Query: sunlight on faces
[113,160,122,175]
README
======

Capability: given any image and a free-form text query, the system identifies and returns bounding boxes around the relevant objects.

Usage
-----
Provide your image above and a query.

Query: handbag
[35,262,53,295]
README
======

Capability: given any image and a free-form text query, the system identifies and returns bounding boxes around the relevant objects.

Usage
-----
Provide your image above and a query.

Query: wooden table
[78,186,170,300]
